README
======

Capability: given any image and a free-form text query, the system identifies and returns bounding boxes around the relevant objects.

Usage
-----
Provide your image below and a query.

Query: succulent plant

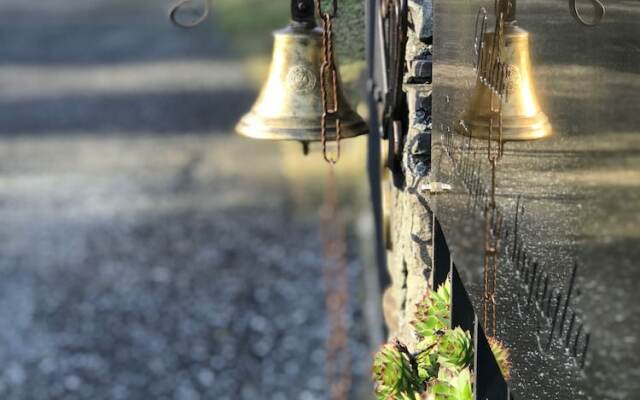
[487,336,512,381]
[437,328,473,372]
[415,342,439,382]
[373,340,423,399]
[413,279,451,345]
[372,280,482,400]
[424,368,474,400]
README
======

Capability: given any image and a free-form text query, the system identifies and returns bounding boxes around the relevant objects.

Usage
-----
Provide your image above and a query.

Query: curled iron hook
[169,0,210,29]
[569,0,605,26]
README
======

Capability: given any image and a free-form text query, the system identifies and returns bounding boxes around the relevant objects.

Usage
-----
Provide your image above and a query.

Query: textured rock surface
[382,0,434,349]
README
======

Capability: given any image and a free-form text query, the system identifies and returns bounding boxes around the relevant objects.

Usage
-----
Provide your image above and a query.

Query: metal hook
[169,0,210,29]
[569,0,605,26]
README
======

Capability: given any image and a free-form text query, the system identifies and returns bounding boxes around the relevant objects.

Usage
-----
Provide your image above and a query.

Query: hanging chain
[320,166,351,400]
[317,0,342,164]
[313,2,350,397]
[483,108,503,338]
[480,2,508,338]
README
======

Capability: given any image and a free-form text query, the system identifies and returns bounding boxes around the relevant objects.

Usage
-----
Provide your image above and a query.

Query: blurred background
[0,0,378,399]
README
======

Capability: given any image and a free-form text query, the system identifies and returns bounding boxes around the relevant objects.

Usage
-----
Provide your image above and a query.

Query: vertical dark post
[451,264,476,333]
[433,216,451,289]
[364,0,389,346]
[366,0,387,284]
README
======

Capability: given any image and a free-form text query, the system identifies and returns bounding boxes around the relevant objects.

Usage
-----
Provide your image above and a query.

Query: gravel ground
[0,1,370,399]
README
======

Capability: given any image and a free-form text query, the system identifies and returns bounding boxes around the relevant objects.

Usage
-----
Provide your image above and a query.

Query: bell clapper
[301,141,310,156]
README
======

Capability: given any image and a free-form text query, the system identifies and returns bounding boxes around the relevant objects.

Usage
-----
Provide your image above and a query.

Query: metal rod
[572,324,583,357]
[534,268,544,301]
[512,195,521,259]
[527,262,538,305]
[547,293,563,350]
[545,288,554,316]
[541,275,549,312]
[565,311,576,346]
[580,333,591,368]
[559,262,578,335]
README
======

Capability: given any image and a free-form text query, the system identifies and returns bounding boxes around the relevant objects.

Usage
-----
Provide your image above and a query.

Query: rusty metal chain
[317,0,342,164]
[482,109,503,338]
[320,165,351,400]
[480,4,508,338]
[315,5,350,397]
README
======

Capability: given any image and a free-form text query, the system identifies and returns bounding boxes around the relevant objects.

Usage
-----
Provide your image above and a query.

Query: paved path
[0,1,368,399]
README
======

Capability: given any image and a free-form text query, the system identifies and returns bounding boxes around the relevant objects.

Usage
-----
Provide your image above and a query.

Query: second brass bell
[459,23,552,142]
[235,19,368,144]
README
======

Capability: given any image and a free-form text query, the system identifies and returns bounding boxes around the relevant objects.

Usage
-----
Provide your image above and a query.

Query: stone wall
[381,0,434,348]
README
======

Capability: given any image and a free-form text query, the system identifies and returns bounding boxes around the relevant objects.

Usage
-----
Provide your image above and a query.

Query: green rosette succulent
[415,344,439,382]
[437,328,473,372]
[424,368,473,400]
[373,341,422,400]
[413,279,451,344]
[372,279,481,400]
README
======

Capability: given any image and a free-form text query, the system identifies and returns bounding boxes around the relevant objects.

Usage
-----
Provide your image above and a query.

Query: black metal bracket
[291,0,316,28]
[381,0,409,179]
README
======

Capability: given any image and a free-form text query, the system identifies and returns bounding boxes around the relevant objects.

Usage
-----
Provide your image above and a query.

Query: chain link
[317,0,342,164]
[320,166,351,400]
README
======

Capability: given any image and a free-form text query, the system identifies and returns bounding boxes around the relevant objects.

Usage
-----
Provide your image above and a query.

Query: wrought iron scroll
[569,0,606,26]
[169,0,210,28]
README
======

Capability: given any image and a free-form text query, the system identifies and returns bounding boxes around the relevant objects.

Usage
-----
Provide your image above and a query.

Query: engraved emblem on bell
[286,65,317,93]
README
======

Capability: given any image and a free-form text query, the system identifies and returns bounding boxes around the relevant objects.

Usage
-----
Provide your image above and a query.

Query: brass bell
[458,22,552,141]
[235,1,368,146]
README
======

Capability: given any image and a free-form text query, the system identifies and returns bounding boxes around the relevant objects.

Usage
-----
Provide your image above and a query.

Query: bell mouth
[235,112,369,142]
[457,113,552,142]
